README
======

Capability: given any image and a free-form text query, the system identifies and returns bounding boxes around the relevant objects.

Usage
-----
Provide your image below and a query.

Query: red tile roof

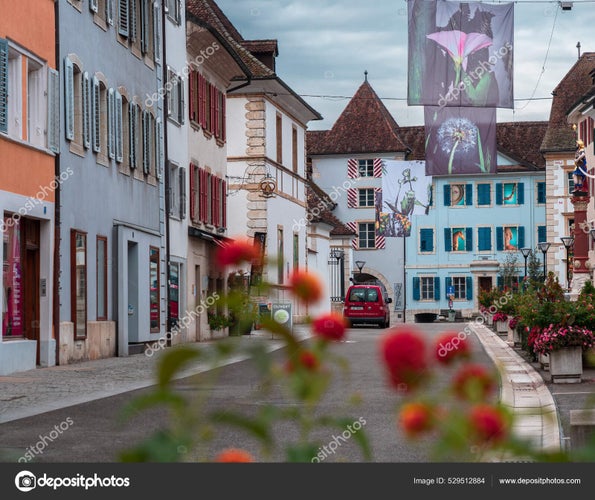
[540,52,595,153]
[306,185,356,236]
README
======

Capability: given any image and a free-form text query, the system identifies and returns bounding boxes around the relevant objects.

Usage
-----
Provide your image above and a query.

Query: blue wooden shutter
[445,277,452,296]
[115,91,123,162]
[140,0,148,54]
[478,227,492,251]
[0,38,7,134]
[129,0,137,41]
[444,228,452,252]
[156,117,163,179]
[518,226,525,248]
[497,276,503,289]
[477,184,490,205]
[537,182,546,204]
[518,183,525,205]
[412,277,420,301]
[466,277,473,300]
[129,102,137,168]
[142,109,150,174]
[153,1,161,63]
[118,0,129,37]
[434,277,440,300]
[64,57,74,141]
[92,76,100,152]
[538,225,546,243]
[47,68,60,153]
[443,184,451,206]
[465,227,473,252]
[420,228,433,252]
[495,183,503,205]
[465,184,473,205]
[496,227,504,251]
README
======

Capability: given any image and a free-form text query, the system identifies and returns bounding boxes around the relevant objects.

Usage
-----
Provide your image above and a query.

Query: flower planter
[495,320,508,335]
[512,327,522,348]
[539,352,549,371]
[549,346,583,384]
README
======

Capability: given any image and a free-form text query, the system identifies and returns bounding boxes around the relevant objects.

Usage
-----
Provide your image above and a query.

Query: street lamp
[330,249,345,300]
[520,247,532,283]
[538,241,551,281]
[561,236,574,292]
[355,260,365,283]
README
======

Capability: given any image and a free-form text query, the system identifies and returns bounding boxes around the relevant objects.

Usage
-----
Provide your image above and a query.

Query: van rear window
[348,288,379,302]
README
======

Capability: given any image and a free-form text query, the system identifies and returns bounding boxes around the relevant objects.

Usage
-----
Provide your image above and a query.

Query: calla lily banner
[408,0,514,108]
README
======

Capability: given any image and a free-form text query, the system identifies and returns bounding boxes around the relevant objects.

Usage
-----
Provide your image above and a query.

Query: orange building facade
[0,0,57,374]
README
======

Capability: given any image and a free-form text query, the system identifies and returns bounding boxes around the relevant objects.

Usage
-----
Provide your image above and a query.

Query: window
[496,182,524,205]
[477,183,491,206]
[293,233,299,270]
[277,228,284,284]
[446,276,472,300]
[118,0,157,61]
[166,67,184,125]
[444,227,472,252]
[166,0,181,24]
[149,246,160,333]
[412,276,439,301]
[358,222,376,249]
[120,94,130,169]
[567,172,575,195]
[276,113,283,164]
[537,181,546,204]
[358,159,374,177]
[2,217,23,338]
[129,101,140,169]
[292,125,298,173]
[91,0,112,28]
[168,261,181,329]
[71,230,87,340]
[477,227,492,252]
[96,236,107,320]
[419,228,434,253]
[358,188,375,207]
[537,225,546,244]
[444,183,472,206]
[168,162,183,218]
[496,226,525,251]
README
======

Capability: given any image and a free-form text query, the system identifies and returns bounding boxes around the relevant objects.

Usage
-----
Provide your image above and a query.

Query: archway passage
[352,272,377,284]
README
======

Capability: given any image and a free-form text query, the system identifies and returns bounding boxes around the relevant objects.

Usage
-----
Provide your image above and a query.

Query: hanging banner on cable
[424,106,497,176]
[407,0,514,108]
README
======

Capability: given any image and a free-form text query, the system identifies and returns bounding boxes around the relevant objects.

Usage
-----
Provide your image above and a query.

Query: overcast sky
[214,0,595,131]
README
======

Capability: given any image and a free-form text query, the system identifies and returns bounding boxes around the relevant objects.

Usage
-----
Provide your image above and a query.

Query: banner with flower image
[424,106,497,176]
[407,0,514,108]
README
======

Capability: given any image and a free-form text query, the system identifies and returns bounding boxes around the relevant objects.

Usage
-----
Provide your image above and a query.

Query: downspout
[53,0,61,366]
[162,0,171,339]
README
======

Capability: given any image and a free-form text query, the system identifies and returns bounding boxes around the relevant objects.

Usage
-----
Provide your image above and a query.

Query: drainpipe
[53,0,61,366]
[162,0,171,339]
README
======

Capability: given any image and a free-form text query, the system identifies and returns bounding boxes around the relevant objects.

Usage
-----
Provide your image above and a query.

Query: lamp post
[538,242,551,281]
[561,236,575,292]
[330,249,345,301]
[520,247,532,287]
[355,260,365,283]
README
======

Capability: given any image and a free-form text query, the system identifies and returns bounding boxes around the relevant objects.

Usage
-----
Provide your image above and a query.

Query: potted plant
[532,324,595,383]
[508,316,521,347]
[492,311,508,335]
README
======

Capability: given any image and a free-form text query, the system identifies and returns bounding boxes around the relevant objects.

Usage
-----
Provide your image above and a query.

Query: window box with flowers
[508,316,521,347]
[492,312,508,335]
[532,324,595,383]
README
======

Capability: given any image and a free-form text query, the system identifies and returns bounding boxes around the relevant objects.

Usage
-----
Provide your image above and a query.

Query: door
[479,277,492,293]
[127,242,139,343]
[195,265,201,340]
[22,219,40,364]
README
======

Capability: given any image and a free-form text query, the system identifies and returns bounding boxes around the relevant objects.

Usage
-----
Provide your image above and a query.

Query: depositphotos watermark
[18,417,74,463]
[292,180,355,231]
[311,417,367,463]
[15,471,130,492]
[145,292,220,357]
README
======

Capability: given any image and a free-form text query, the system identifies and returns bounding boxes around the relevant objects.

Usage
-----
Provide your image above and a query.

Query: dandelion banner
[407,0,514,108]
[424,106,497,176]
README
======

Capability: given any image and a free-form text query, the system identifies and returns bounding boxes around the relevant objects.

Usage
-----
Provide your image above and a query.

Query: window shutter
[118,0,129,37]
[517,182,525,205]
[347,159,358,178]
[347,188,357,208]
[209,83,216,135]
[412,277,420,301]
[222,179,226,227]
[153,1,161,63]
[444,228,452,252]
[538,225,546,243]
[495,183,503,205]
[497,276,503,289]
[156,118,162,179]
[92,76,100,153]
[465,227,473,252]
[199,169,207,222]
[140,0,148,53]
[107,0,114,26]
[129,0,137,41]
[180,166,187,219]
[108,88,115,159]
[465,184,473,205]
[190,164,196,221]
[445,277,452,295]
[178,77,184,125]
[0,38,8,134]
[189,70,196,122]
[212,175,218,226]
[496,226,504,251]
[466,277,473,300]
[443,184,451,206]
[537,182,546,204]
[47,68,60,153]
[434,277,440,300]
[129,102,137,168]
[221,94,226,142]
[82,72,91,149]
[64,57,74,140]
[518,226,525,248]
[115,91,123,162]
[90,0,99,13]
[198,73,206,128]
[142,109,150,174]
[478,227,492,251]
[214,88,220,139]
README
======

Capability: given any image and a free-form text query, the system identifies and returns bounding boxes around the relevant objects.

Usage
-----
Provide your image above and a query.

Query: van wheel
[379,320,386,329]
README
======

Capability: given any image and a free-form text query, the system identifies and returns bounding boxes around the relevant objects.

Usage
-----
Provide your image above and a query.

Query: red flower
[380,327,428,391]
[214,448,254,462]
[288,270,323,304]
[398,402,434,437]
[434,331,470,364]
[286,349,320,372]
[312,312,347,341]
[452,364,495,402]
[215,238,259,267]
[469,404,509,444]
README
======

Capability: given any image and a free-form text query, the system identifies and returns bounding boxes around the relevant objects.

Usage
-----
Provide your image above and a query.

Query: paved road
[0,323,496,463]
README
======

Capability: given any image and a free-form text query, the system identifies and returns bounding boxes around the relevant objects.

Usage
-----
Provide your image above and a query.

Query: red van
[343,284,392,328]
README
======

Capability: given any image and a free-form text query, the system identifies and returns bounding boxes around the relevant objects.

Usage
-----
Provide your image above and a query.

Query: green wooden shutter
[477,184,490,205]
[478,227,492,251]
[518,183,525,205]
[434,277,440,300]
[537,182,546,204]
[495,183,503,205]
[47,68,60,153]
[465,184,473,205]
[444,228,452,252]
[538,225,546,243]
[465,227,473,252]
[0,38,8,134]
[445,277,452,296]
[64,57,74,141]
[412,277,420,301]
[466,277,473,300]
[496,227,504,251]
[443,184,451,206]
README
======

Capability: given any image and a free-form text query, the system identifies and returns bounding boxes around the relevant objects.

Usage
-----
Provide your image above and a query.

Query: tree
[498,252,520,290]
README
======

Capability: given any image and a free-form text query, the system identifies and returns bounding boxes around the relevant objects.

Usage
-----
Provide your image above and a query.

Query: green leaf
[156,346,202,389]
[118,429,191,463]
[285,443,320,463]
[209,409,276,451]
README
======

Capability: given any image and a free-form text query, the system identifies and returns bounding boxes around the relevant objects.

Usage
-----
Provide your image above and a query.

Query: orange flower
[398,402,434,437]
[434,331,470,364]
[380,327,429,392]
[214,448,254,463]
[468,404,509,444]
[451,364,495,402]
[311,312,347,341]
[215,238,259,267]
[288,270,323,304]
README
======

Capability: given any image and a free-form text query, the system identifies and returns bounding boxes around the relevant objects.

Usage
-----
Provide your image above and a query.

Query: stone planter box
[549,346,583,383]
[539,352,549,371]
[512,327,522,347]
[495,320,508,335]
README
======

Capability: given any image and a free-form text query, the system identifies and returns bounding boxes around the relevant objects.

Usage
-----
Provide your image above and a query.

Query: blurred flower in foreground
[451,364,495,402]
[434,331,470,364]
[380,327,429,391]
[398,402,435,438]
[215,238,259,267]
[286,349,320,373]
[288,270,323,304]
[468,404,509,444]
[312,312,347,341]
[214,448,254,463]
